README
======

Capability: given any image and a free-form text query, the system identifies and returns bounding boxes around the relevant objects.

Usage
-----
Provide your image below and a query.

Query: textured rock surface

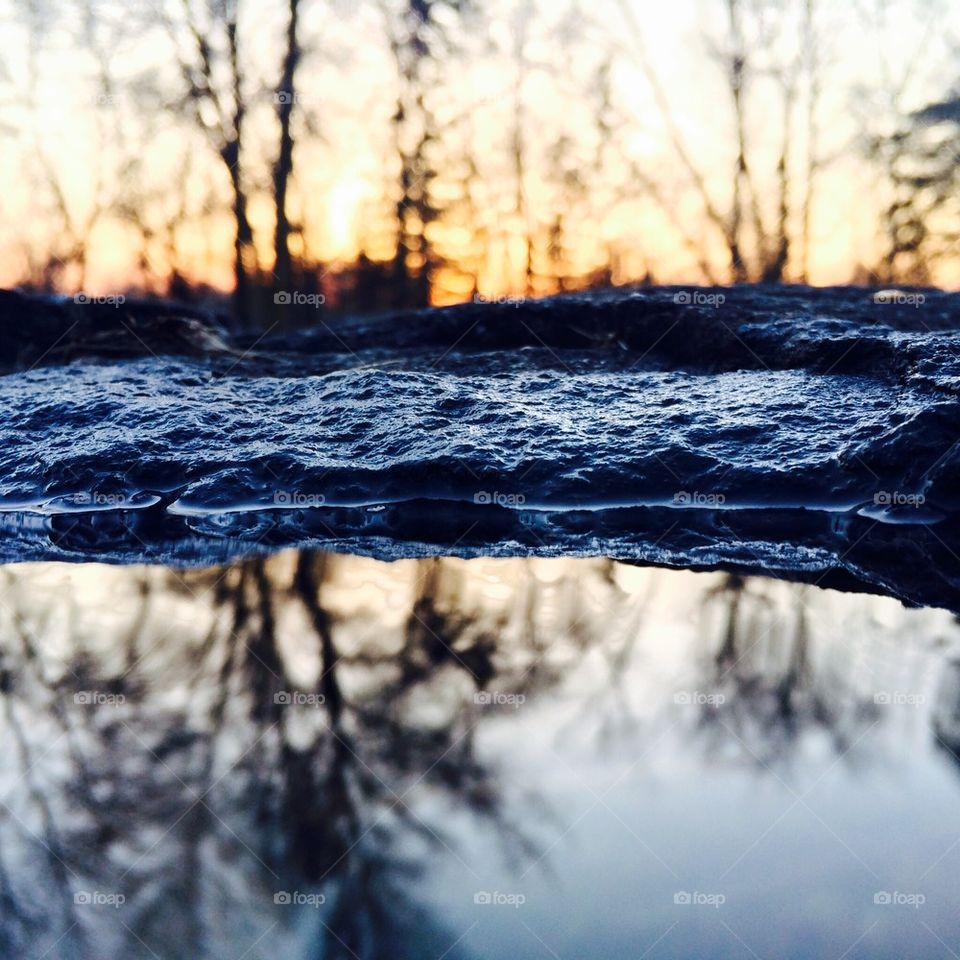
[1,285,958,610]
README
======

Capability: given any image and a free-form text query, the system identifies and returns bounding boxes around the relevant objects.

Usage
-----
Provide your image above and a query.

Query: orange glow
[3,0,959,301]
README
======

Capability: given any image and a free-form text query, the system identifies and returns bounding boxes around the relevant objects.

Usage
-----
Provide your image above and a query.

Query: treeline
[3,0,960,329]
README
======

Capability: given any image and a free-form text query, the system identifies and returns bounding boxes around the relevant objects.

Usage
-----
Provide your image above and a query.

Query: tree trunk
[223,138,254,330]
[226,13,254,330]
[273,0,301,302]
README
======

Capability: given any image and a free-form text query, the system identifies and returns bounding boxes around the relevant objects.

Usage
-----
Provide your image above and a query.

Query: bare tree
[509,0,535,294]
[798,0,823,281]
[163,0,256,325]
[377,0,472,308]
[272,0,303,300]
[853,0,957,283]
[611,0,829,284]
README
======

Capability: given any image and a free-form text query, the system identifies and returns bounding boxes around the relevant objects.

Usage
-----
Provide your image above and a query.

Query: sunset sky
[1,0,958,299]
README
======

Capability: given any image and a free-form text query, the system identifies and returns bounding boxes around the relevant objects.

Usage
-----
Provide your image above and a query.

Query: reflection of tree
[0,552,590,959]
[560,560,653,749]
[687,575,882,769]
[932,656,960,769]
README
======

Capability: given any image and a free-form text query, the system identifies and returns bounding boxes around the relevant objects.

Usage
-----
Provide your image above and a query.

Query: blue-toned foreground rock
[1,285,959,610]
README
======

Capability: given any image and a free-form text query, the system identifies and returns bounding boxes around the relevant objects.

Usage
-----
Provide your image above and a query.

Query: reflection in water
[0,555,958,958]
[689,575,884,769]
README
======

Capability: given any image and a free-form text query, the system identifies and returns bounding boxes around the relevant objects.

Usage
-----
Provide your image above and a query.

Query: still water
[1,554,959,959]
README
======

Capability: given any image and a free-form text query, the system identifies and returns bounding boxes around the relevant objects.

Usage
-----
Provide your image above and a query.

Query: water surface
[1,555,959,958]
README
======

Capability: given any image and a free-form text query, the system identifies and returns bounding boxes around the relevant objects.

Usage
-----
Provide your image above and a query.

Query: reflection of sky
[426,749,960,958]
[412,566,960,959]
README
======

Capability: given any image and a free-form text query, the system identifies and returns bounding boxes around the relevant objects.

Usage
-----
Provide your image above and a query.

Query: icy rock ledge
[1,285,958,612]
